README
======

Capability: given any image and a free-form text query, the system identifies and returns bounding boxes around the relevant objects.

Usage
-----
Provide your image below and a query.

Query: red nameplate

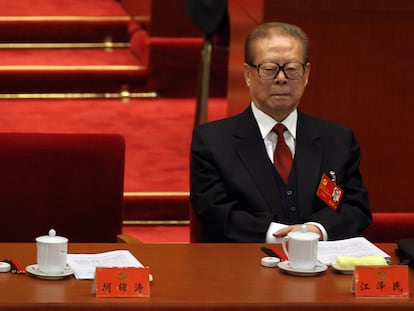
[316,173,343,210]
[95,267,150,298]
[353,265,409,297]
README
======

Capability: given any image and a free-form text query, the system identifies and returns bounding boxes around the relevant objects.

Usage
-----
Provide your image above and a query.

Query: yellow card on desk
[95,267,150,297]
[353,265,409,297]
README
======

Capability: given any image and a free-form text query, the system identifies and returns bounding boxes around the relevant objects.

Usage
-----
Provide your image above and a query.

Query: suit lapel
[233,108,281,212]
[295,112,323,217]
[231,108,323,216]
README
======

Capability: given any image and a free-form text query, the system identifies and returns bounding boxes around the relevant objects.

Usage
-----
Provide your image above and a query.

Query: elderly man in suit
[190,22,371,243]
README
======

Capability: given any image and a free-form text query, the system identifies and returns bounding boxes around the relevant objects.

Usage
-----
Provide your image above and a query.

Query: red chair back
[0,133,125,242]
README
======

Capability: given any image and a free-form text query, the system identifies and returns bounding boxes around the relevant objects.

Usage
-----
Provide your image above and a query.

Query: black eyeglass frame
[246,61,307,80]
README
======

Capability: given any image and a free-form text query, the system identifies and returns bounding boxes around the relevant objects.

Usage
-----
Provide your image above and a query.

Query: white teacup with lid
[36,229,68,275]
[282,225,319,270]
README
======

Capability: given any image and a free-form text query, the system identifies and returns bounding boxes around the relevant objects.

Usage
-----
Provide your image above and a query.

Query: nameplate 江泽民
[353,265,409,297]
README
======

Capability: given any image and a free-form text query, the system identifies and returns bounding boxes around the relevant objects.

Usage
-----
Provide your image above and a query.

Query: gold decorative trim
[0,16,131,21]
[0,92,157,100]
[0,15,149,22]
[0,42,130,49]
[123,220,190,225]
[0,65,144,71]
[124,192,189,197]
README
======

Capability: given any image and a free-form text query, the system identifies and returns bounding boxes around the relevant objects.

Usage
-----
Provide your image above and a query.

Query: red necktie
[273,124,293,184]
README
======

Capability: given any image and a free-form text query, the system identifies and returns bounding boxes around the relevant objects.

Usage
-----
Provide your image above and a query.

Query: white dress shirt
[251,102,328,242]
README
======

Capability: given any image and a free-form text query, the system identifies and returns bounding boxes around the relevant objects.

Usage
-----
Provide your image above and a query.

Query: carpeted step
[122,224,190,243]
[0,0,136,43]
[0,0,151,95]
[123,192,190,222]
[0,48,149,93]
[0,0,228,98]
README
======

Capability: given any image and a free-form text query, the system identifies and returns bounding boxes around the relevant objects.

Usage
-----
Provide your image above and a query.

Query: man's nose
[274,69,287,84]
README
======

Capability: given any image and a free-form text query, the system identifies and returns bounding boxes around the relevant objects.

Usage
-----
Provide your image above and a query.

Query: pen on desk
[271,248,288,261]
[11,258,25,274]
[261,247,281,259]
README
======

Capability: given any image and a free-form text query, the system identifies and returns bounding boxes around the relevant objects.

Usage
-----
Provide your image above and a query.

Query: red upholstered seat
[362,213,414,243]
[0,133,125,243]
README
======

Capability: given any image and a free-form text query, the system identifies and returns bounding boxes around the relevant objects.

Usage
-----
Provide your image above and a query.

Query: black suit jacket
[190,107,371,242]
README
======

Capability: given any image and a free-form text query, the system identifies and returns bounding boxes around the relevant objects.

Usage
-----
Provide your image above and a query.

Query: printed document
[317,237,391,266]
[67,250,144,279]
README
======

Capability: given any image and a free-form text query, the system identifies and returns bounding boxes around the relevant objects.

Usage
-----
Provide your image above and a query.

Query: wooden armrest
[117,233,142,244]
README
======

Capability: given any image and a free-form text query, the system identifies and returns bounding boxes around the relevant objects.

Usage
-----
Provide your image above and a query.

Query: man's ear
[304,62,311,87]
[243,63,251,87]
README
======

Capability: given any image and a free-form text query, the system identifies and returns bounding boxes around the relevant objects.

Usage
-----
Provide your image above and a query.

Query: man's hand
[273,224,323,240]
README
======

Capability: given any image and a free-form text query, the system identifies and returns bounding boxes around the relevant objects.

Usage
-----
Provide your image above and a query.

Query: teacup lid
[35,229,68,243]
[288,225,320,240]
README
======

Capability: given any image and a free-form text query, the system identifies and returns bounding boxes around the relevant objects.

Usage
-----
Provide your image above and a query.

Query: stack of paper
[317,237,391,266]
[67,250,144,279]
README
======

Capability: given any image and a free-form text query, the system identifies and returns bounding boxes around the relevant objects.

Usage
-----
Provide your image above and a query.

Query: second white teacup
[282,225,319,270]
[36,229,68,275]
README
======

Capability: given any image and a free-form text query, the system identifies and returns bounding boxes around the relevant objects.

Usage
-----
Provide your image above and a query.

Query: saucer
[25,264,74,280]
[331,264,354,275]
[277,261,328,276]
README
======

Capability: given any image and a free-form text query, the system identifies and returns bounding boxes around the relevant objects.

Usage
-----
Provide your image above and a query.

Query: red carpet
[0,97,227,192]
[0,0,131,43]
[0,0,129,16]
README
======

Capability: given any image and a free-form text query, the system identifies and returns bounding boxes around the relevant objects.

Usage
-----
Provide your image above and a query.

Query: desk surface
[0,243,411,310]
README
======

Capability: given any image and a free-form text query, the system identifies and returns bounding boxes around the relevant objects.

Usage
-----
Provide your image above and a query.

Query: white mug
[282,225,319,270]
[36,229,68,274]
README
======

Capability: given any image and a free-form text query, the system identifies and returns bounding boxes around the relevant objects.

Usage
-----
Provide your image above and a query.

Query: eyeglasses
[247,62,306,80]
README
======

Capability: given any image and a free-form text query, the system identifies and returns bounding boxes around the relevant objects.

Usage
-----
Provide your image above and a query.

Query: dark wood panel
[227,0,263,116]
[121,0,203,36]
[150,0,203,37]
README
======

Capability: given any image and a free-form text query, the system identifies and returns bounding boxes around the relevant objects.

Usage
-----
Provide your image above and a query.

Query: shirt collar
[251,102,297,139]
